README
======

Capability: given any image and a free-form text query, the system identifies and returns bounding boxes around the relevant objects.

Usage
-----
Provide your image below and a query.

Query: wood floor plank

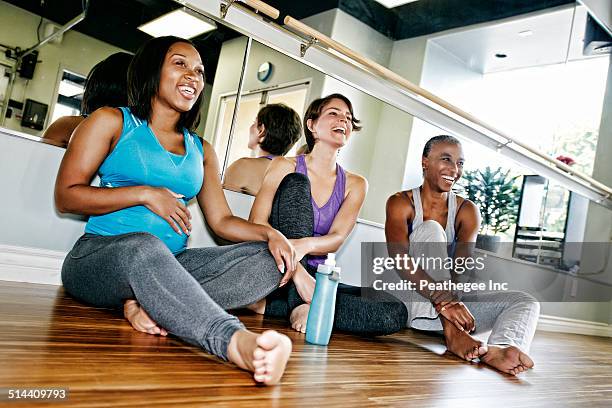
[0,280,610,407]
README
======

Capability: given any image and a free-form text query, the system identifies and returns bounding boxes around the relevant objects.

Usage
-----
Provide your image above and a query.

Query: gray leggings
[61,232,282,360]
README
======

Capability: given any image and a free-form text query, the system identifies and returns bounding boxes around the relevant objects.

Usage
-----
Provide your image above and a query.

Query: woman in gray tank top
[386,135,539,376]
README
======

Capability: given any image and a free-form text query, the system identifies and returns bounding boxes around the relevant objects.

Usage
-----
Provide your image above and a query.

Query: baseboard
[0,244,64,285]
[538,314,612,337]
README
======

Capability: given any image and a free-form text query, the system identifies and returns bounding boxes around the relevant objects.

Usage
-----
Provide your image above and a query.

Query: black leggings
[264,173,407,336]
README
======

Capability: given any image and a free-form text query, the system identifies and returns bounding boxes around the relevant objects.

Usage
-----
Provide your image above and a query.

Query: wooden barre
[239,0,280,20]
[283,15,612,197]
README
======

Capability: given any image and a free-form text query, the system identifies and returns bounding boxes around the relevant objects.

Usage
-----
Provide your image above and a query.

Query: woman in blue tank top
[55,36,293,385]
[248,94,407,336]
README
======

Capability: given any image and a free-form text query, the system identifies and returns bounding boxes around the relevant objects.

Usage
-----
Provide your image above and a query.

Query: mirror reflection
[0,0,248,148]
[215,1,610,273]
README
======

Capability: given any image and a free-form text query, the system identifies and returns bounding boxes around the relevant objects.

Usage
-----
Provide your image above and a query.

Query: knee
[508,291,540,315]
[382,302,408,334]
[413,220,446,242]
[278,173,310,196]
[250,242,283,282]
[117,232,169,263]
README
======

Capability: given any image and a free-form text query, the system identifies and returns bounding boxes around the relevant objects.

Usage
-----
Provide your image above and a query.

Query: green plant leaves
[459,167,520,235]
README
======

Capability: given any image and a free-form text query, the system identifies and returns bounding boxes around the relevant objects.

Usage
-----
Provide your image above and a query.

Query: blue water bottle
[305,253,341,345]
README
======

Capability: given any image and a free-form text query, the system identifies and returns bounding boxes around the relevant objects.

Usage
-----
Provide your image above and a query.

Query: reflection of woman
[223,103,302,195]
[385,135,539,375]
[55,36,293,385]
[42,52,132,148]
[249,94,406,334]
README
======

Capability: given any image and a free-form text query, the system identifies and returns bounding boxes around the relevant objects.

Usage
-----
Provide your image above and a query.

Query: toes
[253,358,266,369]
[254,373,266,383]
[256,330,281,350]
[253,347,266,361]
[519,352,535,369]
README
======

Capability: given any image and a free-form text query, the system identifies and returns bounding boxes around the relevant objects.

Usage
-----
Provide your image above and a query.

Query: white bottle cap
[324,253,336,266]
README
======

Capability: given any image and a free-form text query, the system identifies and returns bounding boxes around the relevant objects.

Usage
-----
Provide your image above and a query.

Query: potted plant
[459,167,519,252]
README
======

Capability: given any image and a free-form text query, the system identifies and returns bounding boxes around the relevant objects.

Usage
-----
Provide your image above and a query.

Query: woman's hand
[266,229,296,286]
[437,301,475,333]
[123,299,168,336]
[293,263,316,304]
[142,187,191,235]
[289,238,311,264]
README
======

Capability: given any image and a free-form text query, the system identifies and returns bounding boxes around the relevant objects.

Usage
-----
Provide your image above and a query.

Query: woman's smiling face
[307,98,354,149]
[155,42,205,113]
[422,141,465,192]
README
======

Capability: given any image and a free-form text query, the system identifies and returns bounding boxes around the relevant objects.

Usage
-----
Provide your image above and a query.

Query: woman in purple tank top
[249,94,407,336]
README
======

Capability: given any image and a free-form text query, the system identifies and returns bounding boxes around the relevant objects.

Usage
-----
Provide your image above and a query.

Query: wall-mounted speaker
[19,51,39,80]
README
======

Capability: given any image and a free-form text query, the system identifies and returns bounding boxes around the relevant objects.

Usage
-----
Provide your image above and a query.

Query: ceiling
[2,0,600,80]
[431,4,593,73]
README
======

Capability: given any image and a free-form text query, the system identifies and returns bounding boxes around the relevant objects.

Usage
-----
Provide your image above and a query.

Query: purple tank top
[295,155,346,268]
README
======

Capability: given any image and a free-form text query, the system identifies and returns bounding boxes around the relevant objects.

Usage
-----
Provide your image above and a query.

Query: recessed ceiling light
[138,8,216,39]
[373,0,419,9]
[518,30,533,37]
[495,53,508,58]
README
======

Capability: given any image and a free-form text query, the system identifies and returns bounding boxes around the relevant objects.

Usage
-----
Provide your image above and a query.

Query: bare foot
[246,298,266,315]
[480,345,534,375]
[441,317,486,361]
[290,304,310,333]
[227,329,292,385]
[293,264,315,304]
[123,299,168,336]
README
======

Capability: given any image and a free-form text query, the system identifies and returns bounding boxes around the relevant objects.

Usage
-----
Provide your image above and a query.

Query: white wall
[320,9,394,196]
[360,35,428,223]
[0,1,126,136]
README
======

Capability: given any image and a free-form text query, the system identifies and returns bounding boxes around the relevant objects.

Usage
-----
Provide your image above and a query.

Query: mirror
[211,0,610,272]
[0,0,249,149]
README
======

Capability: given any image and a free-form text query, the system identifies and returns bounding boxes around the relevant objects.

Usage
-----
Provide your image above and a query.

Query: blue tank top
[85,107,204,254]
[295,155,346,268]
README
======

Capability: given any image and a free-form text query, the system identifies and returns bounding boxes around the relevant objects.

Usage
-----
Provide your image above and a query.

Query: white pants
[405,220,540,352]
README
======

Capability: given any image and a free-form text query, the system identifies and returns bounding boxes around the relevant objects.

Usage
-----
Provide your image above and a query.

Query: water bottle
[305,253,341,345]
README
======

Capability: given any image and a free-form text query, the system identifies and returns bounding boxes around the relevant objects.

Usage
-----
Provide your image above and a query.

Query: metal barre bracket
[300,37,318,57]
[220,0,237,19]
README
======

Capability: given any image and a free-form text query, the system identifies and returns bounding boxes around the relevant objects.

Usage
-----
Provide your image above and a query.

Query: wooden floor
[0,281,610,408]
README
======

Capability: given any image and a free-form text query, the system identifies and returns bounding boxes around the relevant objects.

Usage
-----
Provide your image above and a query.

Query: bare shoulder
[70,107,123,145]
[345,171,368,194]
[386,191,412,215]
[457,196,479,218]
[268,156,296,175]
[201,138,214,152]
[89,106,123,124]
[225,157,269,179]
[42,115,84,147]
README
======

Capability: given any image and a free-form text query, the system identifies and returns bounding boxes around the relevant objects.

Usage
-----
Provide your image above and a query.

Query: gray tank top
[411,187,457,243]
